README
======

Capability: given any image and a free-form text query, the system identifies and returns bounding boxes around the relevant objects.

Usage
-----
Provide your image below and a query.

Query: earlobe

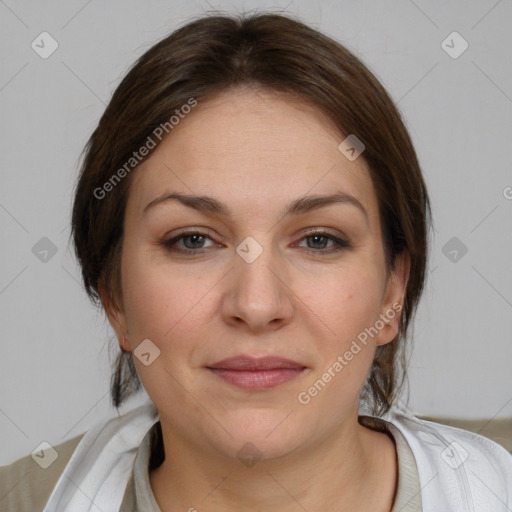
[376,250,410,346]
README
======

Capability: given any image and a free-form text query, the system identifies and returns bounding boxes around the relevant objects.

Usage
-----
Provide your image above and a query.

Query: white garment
[42,395,512,512]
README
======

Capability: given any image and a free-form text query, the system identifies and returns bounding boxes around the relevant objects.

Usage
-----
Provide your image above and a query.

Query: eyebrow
[143,190,368,223]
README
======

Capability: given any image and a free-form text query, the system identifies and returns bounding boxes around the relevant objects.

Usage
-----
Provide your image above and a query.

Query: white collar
[43,395,159,512]
[43,396,512,511]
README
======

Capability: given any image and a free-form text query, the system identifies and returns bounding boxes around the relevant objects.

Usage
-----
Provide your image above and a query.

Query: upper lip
[207,355,306,371]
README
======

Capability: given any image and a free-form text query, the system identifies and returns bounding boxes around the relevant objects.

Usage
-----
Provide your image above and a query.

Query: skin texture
[100,86,410,511]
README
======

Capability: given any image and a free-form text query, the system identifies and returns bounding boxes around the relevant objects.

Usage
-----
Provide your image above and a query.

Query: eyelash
[161,230,350,256]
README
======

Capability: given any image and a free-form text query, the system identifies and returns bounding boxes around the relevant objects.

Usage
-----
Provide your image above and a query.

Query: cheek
[299,265,384,404]
[306,265,384,346]
[120,248,218,345]
[119,252,213,405]
[122,265,172,340]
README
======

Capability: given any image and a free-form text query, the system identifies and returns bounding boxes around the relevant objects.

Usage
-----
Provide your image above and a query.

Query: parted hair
[71,11,432,416]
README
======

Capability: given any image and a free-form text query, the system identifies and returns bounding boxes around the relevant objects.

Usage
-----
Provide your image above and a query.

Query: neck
[149,412,398,512]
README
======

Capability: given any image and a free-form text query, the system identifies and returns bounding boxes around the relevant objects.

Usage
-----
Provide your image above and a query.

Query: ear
[375,250,410,347]
[98,276,131,351]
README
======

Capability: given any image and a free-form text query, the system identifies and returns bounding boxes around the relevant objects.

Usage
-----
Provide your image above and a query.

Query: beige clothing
[0,433,85,512]
[1,417,421,511]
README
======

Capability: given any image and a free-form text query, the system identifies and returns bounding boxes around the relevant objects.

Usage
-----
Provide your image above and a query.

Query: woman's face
[102,87,408,461]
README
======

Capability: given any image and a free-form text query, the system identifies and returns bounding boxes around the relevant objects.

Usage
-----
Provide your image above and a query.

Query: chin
[208,409,311,463]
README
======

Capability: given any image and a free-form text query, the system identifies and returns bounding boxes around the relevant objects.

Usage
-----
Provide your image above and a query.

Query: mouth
[206,355,307,391]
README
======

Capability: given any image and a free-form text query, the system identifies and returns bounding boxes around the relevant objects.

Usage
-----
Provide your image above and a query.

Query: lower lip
[207,368,305,390]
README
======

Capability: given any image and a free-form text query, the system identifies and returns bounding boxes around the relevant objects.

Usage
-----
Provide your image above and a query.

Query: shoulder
[0,433,85,512]
[386,409,512,509]
[390,410,512,465]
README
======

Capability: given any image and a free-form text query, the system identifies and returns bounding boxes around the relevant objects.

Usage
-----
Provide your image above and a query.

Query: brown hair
[71,11,432,416]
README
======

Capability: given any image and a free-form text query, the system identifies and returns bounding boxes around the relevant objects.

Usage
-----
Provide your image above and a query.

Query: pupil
[185,234,204,248]
[309,235,326,249]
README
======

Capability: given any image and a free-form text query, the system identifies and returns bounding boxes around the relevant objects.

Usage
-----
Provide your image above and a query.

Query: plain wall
[1,0,511,465]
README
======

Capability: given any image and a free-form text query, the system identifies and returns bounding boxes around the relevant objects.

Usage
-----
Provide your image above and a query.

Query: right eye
[161,230,218,254]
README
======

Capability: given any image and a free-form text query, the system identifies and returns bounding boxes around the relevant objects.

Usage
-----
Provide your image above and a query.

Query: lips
[206,355,306,391]
[207,355,305,371]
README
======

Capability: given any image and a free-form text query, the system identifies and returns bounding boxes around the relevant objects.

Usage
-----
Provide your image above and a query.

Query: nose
[221,240,295,333]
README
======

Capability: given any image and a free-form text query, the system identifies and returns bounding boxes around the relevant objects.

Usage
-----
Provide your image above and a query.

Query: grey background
[1,0,511,465]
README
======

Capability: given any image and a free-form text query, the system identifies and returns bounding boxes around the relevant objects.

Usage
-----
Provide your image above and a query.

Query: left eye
[295,233,350,253]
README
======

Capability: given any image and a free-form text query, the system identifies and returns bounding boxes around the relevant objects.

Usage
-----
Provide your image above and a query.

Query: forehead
[127,87,379,225]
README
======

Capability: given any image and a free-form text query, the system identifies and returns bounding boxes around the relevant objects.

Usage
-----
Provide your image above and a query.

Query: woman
[1,11,510,512]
